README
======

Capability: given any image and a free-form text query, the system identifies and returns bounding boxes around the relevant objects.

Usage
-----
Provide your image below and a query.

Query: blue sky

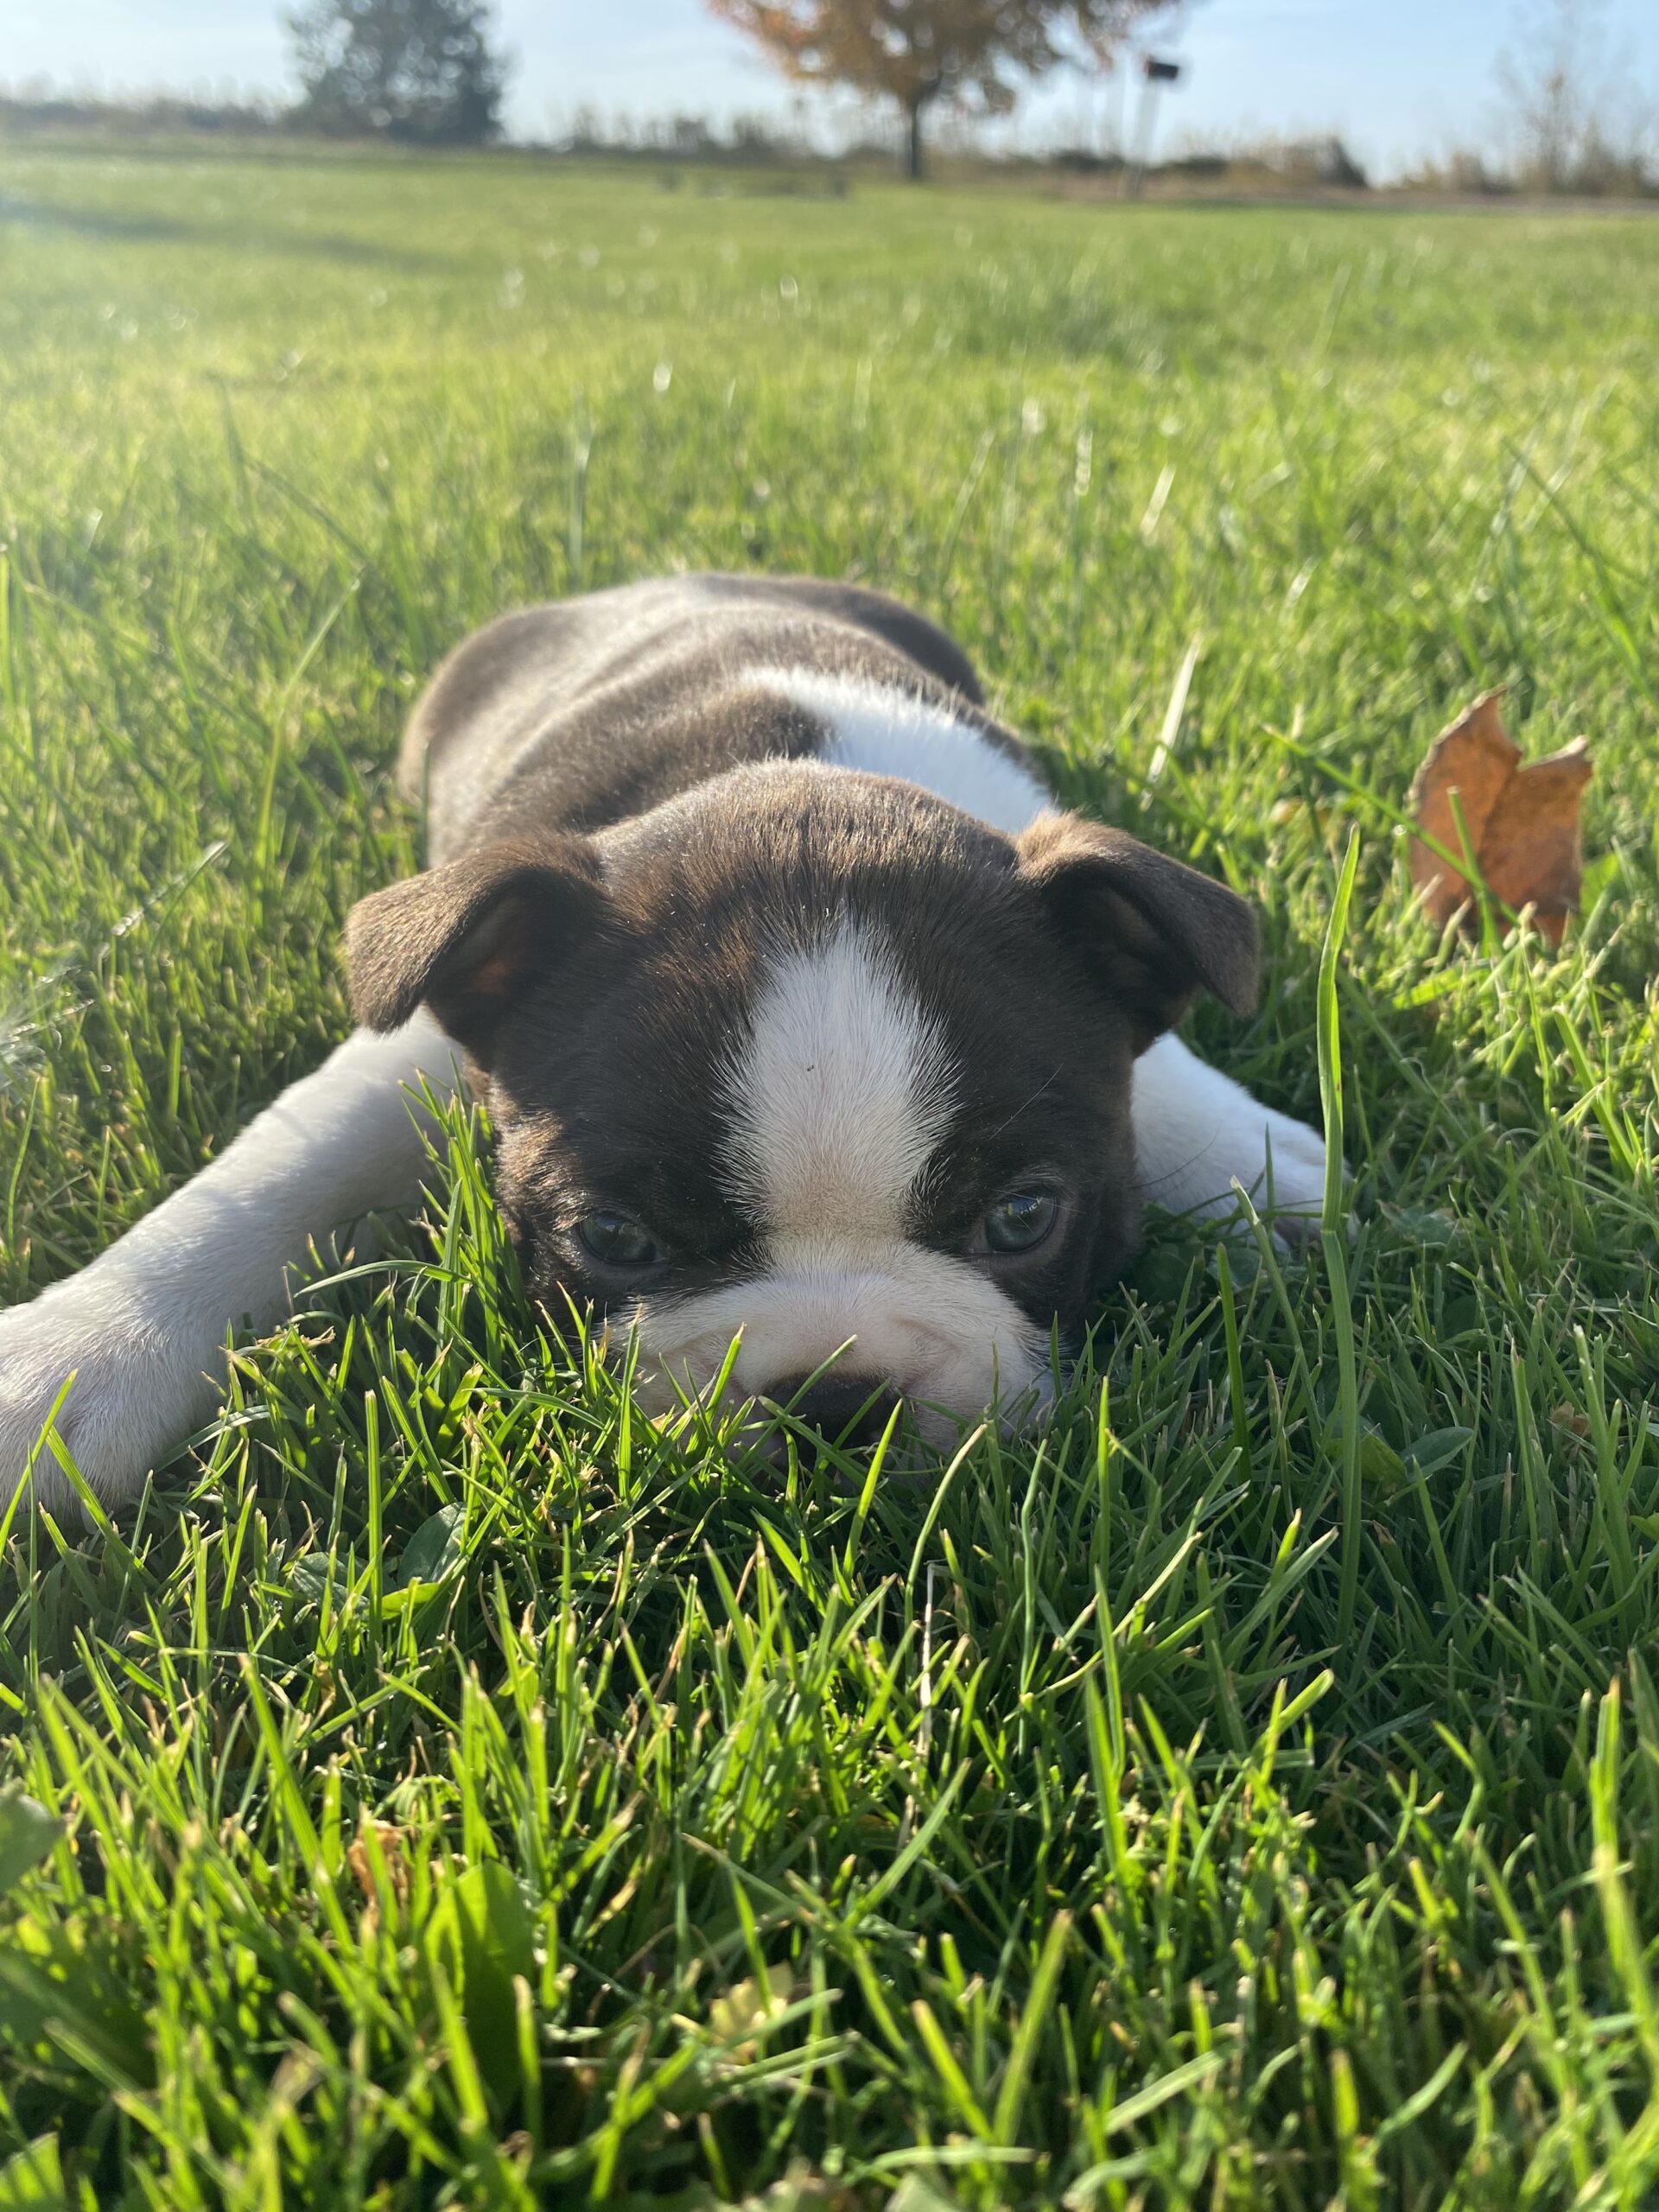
[7,1,1657,177]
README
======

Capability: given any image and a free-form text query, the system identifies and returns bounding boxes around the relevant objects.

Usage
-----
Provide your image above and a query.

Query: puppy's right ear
[346,836,605,1058]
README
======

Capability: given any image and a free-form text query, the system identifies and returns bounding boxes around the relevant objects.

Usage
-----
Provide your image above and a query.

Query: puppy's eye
[576,1210,665,1268]
[982,1190,1059,1254]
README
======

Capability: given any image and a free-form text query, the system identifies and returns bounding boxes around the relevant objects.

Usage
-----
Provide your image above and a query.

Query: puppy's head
[346,766,1257,1445]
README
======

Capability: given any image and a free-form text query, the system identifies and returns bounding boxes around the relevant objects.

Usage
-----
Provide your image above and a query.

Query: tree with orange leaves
[709,0,1179,180]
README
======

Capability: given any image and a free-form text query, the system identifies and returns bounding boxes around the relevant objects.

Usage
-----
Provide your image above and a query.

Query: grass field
[2,146,1658,2208]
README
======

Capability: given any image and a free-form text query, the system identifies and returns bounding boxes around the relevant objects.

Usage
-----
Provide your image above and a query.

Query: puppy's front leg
[0,1014,463,1514]
[1133,1032,1327,1237]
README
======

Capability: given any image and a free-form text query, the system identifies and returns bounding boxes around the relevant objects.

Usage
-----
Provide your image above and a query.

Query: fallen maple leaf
[1408,689,1592,946]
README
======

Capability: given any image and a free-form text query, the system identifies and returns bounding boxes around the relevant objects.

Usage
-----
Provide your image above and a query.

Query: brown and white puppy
[0,575,1325,1510]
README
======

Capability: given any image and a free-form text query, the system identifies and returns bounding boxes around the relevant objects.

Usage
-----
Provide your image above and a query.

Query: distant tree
[1497,0,1653,193]
[709,0,1180,179]
[286,0,509,144]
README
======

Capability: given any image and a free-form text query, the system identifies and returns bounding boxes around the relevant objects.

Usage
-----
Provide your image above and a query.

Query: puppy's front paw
[1134,1039,1341,1250]
[1249,1105,1332,1243]
[0,1286,222,1516]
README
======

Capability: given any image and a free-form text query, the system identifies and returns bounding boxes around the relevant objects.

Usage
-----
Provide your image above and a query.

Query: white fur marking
[631,1233,1049,1443]
[721,921,956,1241]
[630,916,1053,1428]
[1133,1032,1327,1230]
[768,668,1050,835]
[0,1014,464,1512]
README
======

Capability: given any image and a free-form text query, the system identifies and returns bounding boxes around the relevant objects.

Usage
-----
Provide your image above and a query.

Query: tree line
[276,0,1179,176]
[3,0,1649,196]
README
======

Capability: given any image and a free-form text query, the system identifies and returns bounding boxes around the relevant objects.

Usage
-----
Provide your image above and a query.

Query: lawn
[1,145,1658,2208]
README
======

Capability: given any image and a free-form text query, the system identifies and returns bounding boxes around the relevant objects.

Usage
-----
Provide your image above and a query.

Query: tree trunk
[906,98,925,181]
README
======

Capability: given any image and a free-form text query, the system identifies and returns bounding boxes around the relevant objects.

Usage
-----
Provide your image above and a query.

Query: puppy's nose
[766,1374,902,1454]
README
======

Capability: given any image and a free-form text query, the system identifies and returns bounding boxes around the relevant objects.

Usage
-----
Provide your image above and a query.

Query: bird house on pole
[1128,54,1183,197]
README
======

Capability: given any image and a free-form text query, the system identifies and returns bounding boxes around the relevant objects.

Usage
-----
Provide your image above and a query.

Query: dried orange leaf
[1476,738,1592,946]
[1408,690,1592,944]
[1408,690,1519,925]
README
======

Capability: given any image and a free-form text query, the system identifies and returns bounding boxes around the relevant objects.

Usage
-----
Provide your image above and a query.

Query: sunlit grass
[1,148,1658,2206]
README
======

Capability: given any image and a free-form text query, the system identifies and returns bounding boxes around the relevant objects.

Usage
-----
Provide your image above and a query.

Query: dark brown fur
[403,574,994,861]
[346,575,1259,1363]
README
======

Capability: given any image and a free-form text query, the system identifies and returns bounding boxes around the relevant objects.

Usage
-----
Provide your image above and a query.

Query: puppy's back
[399,575,986,861]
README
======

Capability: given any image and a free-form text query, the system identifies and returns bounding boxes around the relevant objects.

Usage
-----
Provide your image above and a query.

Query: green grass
[2,145,1658,2208]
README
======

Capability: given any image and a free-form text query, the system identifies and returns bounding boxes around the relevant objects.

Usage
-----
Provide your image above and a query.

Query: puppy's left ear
[1017,813,1260,1051]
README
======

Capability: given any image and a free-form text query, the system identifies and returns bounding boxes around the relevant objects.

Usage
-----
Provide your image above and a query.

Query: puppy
[0,574,1325,1510]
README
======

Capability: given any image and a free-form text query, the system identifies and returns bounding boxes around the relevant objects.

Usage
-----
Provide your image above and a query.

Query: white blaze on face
[723,922,955,1240]
[630,920,1047,1435]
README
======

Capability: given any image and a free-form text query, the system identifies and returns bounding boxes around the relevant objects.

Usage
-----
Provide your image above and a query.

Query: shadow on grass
[0,191,445,270]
